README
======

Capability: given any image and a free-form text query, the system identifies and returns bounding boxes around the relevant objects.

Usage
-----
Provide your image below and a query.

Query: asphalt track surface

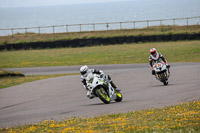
[1,63,200,128]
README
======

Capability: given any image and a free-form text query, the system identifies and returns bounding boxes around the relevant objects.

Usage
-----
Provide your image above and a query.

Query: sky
[0,0,127,8]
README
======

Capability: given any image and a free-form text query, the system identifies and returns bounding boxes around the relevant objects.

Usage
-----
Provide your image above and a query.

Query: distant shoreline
[1,0,199,36]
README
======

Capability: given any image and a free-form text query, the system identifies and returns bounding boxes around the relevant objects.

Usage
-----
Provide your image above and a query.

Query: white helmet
[150,48,158,57]
[80,65,89,76]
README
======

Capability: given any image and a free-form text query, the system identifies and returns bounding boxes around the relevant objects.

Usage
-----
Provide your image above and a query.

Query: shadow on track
[84,101,127,106]
[150,83,177,87]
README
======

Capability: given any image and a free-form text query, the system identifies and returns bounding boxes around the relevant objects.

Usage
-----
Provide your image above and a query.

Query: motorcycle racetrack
[0,63,200,128]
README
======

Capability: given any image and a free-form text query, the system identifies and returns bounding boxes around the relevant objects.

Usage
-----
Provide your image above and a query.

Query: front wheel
[115,91,123,102]
[95,87,110,104]
[160,73,168,86]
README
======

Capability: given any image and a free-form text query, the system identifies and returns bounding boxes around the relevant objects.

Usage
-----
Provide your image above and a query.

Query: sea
[0,0,200,36]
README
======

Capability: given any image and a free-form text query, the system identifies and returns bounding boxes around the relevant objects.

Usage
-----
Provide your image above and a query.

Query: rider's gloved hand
[102,74,108,79]
[99,73,104,78]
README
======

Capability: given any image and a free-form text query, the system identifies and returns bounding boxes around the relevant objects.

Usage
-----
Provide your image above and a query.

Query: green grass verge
[0,100,199,132]
[0,40,200,68]
[0,73,78,89]
[0,25,200,45]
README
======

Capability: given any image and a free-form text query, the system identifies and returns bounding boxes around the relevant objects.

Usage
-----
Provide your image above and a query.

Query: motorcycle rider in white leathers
[80,65,120,99]
[149,48,170,76]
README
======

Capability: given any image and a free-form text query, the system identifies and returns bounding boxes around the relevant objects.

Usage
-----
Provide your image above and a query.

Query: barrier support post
[93,24,95,32]
[53,26,55,34]
[173,19,176,26]
[80,24,82,32]
[38,27,40,34]
[106,23,109,31]
[11,29,14,37]
[66,25,68,33]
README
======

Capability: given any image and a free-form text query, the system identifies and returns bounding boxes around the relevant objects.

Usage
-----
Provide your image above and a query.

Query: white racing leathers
[84,73,123,104]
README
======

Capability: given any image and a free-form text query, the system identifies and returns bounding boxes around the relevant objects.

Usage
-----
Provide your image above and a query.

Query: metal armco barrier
[0,16,200,36]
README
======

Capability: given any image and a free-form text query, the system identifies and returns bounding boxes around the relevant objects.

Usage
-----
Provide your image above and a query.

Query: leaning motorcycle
[86,73,122,104]
[153,61,170,85]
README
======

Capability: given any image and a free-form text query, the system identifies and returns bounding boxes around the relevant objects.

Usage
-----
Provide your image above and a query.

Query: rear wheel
[115,91,123,102]
[161,73,168,85]
[95,87,110,104]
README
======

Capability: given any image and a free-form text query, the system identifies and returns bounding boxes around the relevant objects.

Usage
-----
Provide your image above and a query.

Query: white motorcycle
[86,73,123,104]
[153,60,170,85]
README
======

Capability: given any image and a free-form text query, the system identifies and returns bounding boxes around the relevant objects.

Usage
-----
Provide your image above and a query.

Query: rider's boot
[110,81,121,92]
[167,65,170,74]
[87,91,95,99]
[168,68,170,75]
[167,68,170,78]
[152,71,157,80]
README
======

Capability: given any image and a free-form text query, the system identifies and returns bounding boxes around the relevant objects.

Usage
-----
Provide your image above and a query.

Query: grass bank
[0,25,200,45]
[1,40,199,89]
[0,100,199,132]
[0,40,200,68]
[0,73,78,89]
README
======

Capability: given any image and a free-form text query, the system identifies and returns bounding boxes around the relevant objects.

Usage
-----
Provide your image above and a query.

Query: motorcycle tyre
[95,87,110,104]
[114,91,123,102]
[161,73,168,86]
